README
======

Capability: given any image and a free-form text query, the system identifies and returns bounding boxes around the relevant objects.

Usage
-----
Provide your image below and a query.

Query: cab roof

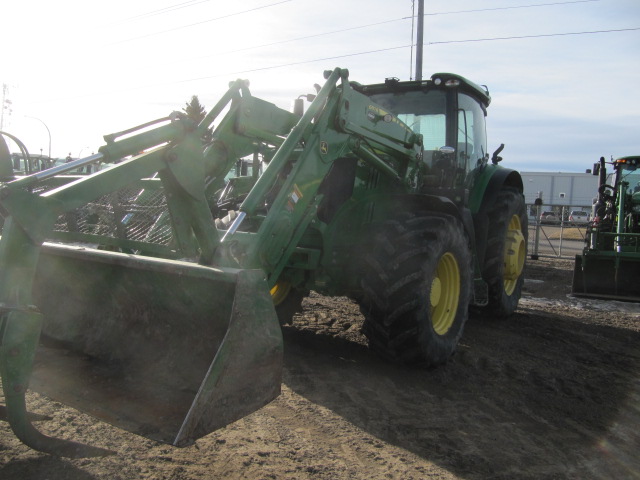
[614,156,640,169]
[353,72,491,107]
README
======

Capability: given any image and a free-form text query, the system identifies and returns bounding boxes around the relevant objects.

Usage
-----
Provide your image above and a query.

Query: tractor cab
[354,73,490,200]
[616,157,640,233]
[615,156,640,194]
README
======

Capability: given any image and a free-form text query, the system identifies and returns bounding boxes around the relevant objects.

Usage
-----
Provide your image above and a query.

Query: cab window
[457,93,487,174]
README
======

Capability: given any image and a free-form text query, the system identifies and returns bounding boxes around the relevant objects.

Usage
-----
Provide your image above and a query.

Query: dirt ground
[1,257,640,479]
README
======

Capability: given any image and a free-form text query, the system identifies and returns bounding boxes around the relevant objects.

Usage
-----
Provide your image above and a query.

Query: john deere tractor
[572,155,640,300]
[0,68,526,456]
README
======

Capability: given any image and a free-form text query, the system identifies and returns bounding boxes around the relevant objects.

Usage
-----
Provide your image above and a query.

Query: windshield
[621,166,640,196]
[367,90,487,174]
[366,88,488,190]
[368,90,447,151]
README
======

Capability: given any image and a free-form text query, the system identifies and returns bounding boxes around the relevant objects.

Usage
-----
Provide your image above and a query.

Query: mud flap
[26,243,282,446]
[572,254,640,302]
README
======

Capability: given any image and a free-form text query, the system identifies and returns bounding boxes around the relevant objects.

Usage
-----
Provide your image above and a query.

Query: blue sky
[2,0,638,172]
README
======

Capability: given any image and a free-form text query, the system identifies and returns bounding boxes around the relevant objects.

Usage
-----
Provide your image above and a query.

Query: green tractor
[572,155,640,300]
[0,68,527,456]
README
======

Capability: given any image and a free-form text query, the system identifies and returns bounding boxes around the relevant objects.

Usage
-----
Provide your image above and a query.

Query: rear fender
[329,192,474,256]
[319,193,472,295]
[387,194,477,267]
[469,165,524,268]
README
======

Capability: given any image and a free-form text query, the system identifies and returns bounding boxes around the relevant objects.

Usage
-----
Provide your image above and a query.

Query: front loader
[572,155,640,300]
[0,68,526,455]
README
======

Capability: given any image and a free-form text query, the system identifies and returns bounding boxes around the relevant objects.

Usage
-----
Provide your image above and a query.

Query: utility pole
[1,84,12,130]
[415,0,424,81]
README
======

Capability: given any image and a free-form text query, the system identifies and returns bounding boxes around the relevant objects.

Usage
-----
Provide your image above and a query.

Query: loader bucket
[24,243,282,447]
[572,253,640,302]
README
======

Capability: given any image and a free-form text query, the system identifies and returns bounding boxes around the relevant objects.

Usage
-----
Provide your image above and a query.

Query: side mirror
[491,144,505,165]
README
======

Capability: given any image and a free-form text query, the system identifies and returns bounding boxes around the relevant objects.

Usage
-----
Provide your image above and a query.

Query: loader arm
[0,127,212,456]
[0,81,291,455]
[214,68,424,286]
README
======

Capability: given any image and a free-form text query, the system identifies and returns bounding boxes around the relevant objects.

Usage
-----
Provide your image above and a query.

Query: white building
[521,171,599,209]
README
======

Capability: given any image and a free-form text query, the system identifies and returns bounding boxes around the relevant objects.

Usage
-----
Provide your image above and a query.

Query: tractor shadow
[0,455,98,480]
[281,305,640,479]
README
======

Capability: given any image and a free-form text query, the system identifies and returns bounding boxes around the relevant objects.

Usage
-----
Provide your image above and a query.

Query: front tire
[271,281,307,325]
[359,213,472,366]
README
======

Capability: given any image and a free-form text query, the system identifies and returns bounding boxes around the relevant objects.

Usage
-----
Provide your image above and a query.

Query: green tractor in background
[0,68,527,456]
[572,155,640,300]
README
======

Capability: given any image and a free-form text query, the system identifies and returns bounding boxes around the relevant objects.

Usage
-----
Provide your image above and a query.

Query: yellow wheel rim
[430,252,460,335]
[504,215,526,295]
[270,281,291,306]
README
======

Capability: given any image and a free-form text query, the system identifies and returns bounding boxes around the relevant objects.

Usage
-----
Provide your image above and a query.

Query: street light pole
[24,115,51,160]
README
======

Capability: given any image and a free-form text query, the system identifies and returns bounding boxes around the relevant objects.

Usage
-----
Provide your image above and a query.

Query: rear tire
[359,213,472,366]
[479,187,528,318]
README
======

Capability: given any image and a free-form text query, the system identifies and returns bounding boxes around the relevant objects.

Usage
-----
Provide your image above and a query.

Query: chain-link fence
[526,204,589,259]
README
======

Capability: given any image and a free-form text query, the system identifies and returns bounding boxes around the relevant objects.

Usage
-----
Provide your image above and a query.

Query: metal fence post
[532,203,541,259]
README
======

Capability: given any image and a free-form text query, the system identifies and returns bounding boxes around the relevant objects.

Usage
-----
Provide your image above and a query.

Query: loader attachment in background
[5,242,282,451]
[572,253,640,302]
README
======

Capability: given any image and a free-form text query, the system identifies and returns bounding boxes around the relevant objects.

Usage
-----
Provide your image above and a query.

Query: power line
[428,27,640,45]
[125,0,599,24]
[122,0,203,22]
[38,44,412,103]
[126,0,211,22]
[171,26,638,85]
[108,0,599,48]
[177,45,412,84]
[38,24,638,103]
[107,0,293,45]
[94,25,640,94]
[193,18,409,59]
[137,0,601,68]
[423,0,601,17]
[122,16,411,73]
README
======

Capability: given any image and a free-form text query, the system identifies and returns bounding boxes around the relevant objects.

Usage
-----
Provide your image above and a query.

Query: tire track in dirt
[1,258,639,479]
[280,259,640,479]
